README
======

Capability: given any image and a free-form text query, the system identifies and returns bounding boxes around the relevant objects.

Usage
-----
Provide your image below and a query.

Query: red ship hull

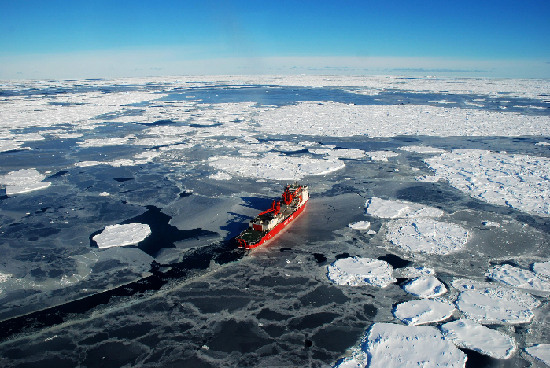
[242,201,307,250]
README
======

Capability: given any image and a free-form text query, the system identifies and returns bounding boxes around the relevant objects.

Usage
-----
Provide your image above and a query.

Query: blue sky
[1,0,549,79]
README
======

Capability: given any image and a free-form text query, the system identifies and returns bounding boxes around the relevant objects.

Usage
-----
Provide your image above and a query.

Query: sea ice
[326,257,396,287]
[386,218,469,255]
[525,344,550,366]
[425,149,550,217]
[92,223,152,249]
[253,100,550,138]
[361,323,466,368]
[209,153,345,180]
[486,264,550,292]
[366,197,444,219]
[365,150,399,162]
[396,266,435,278]
[0,168,51,195]
[348,221,371,230]
[453,279,540,324]
[441,319,516,359]
[402,276,448,298]
[0,139,25,152]
[533,261,550,279]
[393,299,455,325]
[399,145,447,154]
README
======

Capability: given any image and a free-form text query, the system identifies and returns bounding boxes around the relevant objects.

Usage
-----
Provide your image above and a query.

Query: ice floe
[525,344,550,366]
[208,153,345,180]
[399,145,447,154]
[394,299,456,325]
[365,150,399,162]
[533,261,550,279]
[327,257,396,287]
[336,323,466,368]
[486,264,550,292]
[452,278,541,324]
[402,276,448,298]
[441,319,516,359]
[92,223,151,249]
[254,101,550,138]
[348,221,371,230]
[386,218,469,255]
[425,149,550,217]
[366,197,444,219]
[0,168,52,195]
[396,266,435,278]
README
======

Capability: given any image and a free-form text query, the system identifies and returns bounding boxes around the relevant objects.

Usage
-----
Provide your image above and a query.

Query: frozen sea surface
[0,75,549,367]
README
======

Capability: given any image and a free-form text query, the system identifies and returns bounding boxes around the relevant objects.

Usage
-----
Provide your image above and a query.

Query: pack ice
[425,149,550,217]
[0,168,51,195]
[92,223,152,249]
[393,299,456,326]
[335,323,466,368]
[326,257,396,287]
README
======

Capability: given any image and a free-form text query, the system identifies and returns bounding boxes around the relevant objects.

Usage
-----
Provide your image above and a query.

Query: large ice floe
[533,261,550,278]
[525,344,550,366]
[0,168,51,195]
[92,223,152,249]
[486,264,550,292]
[402,275,448,298]
[452,279,541,324]
[208,153,345,180]
[254,101,550,138]
[441,319,516,359]
[365,197,444,219]
[393,299,456,326]
[335,323,466,368]
[386,218,469,255]
[326,257,396,287]
[425,149,550,217]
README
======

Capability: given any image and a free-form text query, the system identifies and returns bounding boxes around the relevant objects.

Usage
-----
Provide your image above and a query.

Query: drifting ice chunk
[365,150,399,162]
[361,323,466,368]
[397,266,435,278]
[0,168,51,195]
[365,197,444,219]
[454,280,540,324]
[425,149,550,217]
[93,223,151,249]
[348,221,371,230]
[327,257,396,287]
[403,276,448,298]
[486,264,550,292]
[386,218,469,255]
[394,299,456,325]
[533,261,550,278]
[441,319,516,359]
[209,153,345,180]
[525,344,550,366]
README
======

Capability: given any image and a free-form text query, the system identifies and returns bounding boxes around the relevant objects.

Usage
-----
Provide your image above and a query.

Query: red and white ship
[236,183,309,249]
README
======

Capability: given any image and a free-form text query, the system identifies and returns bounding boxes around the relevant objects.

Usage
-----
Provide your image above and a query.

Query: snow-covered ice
[486,264,550,292]
[453,279,541,324]
[441,319,516,359]
[209,153,345,180]
[396,266,435,278]
[326,257,396,287]
[348,221,371,230]
[254,101,550,138]
[533,261,550,279]
[366,197,444,219]
[365,150,399,162]
[340,323,466,368]
[399,145,447,154]
[402,276,448,298]
[0,168,51,195]
[386,218,469,255]
[393,299,456,325]
[92,223,152,249]
[525,344,550,366]
[425,149,550,217]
